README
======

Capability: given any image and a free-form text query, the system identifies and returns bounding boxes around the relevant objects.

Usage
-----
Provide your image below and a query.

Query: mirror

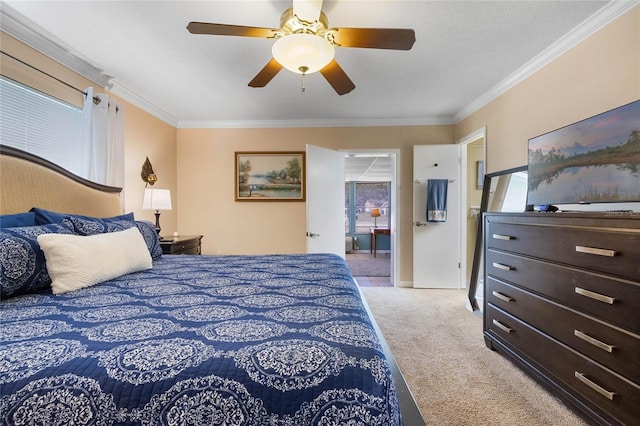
[468,165,528,313]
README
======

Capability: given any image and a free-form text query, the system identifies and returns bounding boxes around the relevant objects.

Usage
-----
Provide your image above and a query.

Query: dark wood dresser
[483,212,640,425]
[160,235,203,255]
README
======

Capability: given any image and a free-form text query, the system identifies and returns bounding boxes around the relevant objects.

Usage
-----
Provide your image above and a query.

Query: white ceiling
[1,1,631,129]
[345,154,392,181]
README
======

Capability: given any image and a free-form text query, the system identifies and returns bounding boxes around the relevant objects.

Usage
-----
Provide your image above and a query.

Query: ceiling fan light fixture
[272,33,335,74]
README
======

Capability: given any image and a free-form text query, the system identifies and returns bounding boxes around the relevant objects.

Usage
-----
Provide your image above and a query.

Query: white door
[413,145,461,288]
[306,144,345,257]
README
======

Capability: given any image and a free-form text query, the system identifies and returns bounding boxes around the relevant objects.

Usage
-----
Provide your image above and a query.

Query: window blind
[0,76,85,176]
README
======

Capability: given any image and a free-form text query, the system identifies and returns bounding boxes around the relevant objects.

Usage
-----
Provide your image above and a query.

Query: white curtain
[82,87,124,187]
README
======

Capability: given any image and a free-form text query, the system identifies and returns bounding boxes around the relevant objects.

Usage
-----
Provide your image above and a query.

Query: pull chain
[299,66,309,95]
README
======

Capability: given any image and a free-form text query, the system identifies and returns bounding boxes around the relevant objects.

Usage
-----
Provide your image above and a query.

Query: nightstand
[160,235,203,255]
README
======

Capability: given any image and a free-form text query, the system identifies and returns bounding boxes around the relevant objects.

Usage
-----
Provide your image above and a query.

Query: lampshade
[370,208,381,218]
[272,33,335,74]
[143,188,172,211]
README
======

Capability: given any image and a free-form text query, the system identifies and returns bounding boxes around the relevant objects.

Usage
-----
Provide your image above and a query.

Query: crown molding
[109,82,179,127]
[1,4,112,88]
[177,116,454,129]
[453,1,639,123]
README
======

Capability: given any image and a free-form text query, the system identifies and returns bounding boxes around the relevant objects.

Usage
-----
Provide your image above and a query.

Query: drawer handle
[492,319,513,333]
[492,291,513,302]
[574,287,615,305]
[492,233,514,241]
[574,372,616,401]
[492,262,513,271]
[575,245,617,257]
[574,330,614,353]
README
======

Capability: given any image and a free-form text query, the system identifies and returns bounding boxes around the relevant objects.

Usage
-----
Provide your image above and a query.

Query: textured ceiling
[1,0,626,128]
[345,154,393,181]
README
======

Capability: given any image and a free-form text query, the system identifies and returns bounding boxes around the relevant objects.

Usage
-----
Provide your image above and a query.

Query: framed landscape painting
[235,151,306,201]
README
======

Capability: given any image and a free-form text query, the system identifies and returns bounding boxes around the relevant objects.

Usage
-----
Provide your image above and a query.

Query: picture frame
[235,151,306,201]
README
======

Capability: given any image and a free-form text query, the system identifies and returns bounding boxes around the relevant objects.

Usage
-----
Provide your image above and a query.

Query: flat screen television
[527,99,640,208]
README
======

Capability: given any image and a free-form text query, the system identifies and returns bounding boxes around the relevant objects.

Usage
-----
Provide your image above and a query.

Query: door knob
[306,232,320,238]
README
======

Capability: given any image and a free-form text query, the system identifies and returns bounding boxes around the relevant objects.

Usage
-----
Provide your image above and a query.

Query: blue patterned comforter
[0,253,400,425]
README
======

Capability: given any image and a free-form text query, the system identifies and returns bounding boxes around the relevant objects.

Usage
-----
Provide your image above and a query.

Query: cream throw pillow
[37,227,152,294]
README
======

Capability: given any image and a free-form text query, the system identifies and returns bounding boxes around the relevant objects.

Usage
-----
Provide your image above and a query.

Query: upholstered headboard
[0,145,123,216]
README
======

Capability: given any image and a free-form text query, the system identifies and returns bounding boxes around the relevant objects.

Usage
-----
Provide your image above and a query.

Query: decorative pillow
[37,227,152,295]
[0,223,74,299]
[62,217,162,260]
[126,220,163,260]
[30,207,134,225]
[0,212,36,228]
[61,215,130,235]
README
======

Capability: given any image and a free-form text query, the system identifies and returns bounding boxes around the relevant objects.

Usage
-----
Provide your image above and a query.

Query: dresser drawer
[486,304,640,425]
[487,278,640,383]
[486,221,640,280]
[486,249,640,333]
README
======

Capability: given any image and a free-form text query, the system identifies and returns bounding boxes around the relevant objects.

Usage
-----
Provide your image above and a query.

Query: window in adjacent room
[345,181,391,232]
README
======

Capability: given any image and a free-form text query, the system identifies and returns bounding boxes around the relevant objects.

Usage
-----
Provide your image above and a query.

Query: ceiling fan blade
[320,60,355,95]
[292,0,323,22]
[187,22,277,38]
[329,27,416,50]
[248,58,283,88]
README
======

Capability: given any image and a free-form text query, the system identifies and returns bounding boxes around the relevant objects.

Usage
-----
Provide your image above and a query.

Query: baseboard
[350,250,391,255]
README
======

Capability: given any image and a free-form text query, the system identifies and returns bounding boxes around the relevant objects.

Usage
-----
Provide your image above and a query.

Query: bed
[0,145,423,425]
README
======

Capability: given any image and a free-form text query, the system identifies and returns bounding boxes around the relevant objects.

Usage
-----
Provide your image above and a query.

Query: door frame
[456,127,486,289]
[341,148,400,287]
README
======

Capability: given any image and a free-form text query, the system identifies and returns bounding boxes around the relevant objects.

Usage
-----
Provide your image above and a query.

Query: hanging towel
[427,179,448,222]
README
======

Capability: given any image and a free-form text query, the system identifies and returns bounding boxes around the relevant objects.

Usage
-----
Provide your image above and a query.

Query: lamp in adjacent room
[370,207,381,228]
[143,188,172,235]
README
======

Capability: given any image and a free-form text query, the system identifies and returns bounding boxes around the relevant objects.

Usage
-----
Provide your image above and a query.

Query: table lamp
[371,207,381,227]
[143,188,172,235]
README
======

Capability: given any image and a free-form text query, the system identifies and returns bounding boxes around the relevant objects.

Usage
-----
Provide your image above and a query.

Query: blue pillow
[61,216,129,235]
[0,223,75,299]
[62,216,162,260]
[30,207,134,225]
[0,212,36,228]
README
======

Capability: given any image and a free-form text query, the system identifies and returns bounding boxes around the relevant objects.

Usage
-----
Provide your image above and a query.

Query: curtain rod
[1,50,101,104]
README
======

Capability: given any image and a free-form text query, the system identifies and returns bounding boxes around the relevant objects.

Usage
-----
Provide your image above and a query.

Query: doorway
[343,150,398,287]
[457,128,486,291]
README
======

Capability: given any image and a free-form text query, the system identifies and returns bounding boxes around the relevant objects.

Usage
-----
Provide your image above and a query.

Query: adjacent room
[1,1,638,424]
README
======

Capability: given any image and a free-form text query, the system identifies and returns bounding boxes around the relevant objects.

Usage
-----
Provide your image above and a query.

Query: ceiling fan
[187,0,415,95]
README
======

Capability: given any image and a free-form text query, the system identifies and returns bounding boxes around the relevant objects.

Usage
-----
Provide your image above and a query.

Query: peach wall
[1,33,86,107]
[455,6,640,174]
[0,31,178,233]
[118,98,177,233]
[176,125,454,283]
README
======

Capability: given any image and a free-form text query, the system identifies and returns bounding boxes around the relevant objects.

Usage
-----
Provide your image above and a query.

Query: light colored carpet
[346,254,390,277]
[360,287,587,426]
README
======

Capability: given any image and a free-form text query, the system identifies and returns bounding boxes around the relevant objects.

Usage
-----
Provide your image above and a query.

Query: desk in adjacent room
[369,227,390,258]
